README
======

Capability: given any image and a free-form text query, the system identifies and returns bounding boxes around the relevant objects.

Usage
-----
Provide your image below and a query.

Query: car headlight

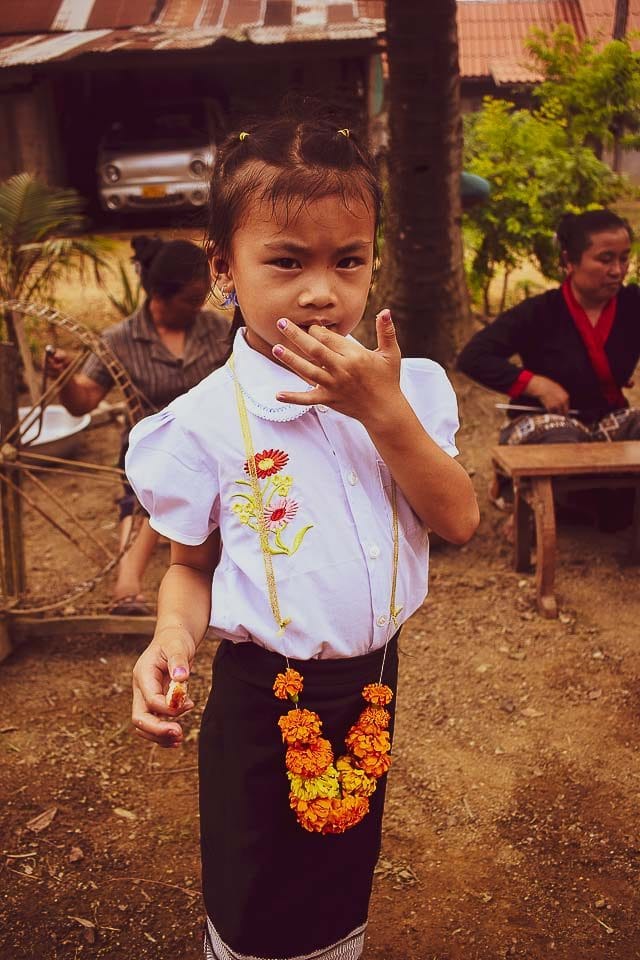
[104,164,120,184]
[190,158,207,178]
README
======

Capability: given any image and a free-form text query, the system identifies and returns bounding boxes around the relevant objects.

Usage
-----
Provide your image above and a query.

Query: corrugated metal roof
[0,0,384,33]
[0,0,632,77]
[458,0,586,82]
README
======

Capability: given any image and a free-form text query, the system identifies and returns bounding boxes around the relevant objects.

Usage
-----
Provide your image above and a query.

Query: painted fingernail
[172,666,187,680]
[273,344,285,358]
[276,318,288,330]
[378,309,392,322]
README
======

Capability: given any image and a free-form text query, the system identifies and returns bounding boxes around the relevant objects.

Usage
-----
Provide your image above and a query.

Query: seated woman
[457,209,640,524]
[47,236,231,613]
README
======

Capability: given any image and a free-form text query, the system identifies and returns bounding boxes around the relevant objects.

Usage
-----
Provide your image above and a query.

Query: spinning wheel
[0,301,155,651]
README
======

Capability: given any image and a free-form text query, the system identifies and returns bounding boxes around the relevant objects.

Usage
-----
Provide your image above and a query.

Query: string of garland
[274,668,393,834]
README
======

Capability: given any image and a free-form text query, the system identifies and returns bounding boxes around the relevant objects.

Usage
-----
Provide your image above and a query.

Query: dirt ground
[2,361,640,960]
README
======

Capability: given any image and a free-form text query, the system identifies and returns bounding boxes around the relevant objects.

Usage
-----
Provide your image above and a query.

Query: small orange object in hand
[165,679,188,711]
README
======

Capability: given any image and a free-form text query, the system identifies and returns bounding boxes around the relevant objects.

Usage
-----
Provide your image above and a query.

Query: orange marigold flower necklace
[230,354,401,835]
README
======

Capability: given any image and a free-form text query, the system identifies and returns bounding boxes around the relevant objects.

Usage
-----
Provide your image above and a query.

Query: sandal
[109,594,151,616]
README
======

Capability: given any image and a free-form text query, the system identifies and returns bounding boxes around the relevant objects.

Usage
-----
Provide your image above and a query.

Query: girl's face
[567,228,631,305]
[221,191,376,360]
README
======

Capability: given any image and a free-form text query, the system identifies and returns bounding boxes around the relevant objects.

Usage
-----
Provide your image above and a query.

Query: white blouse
[125,329,460,660]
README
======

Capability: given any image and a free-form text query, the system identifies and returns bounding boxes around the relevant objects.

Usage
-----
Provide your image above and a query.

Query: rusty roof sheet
[0,0,632,76]
[458,0,586,82]
[0,0,384,33]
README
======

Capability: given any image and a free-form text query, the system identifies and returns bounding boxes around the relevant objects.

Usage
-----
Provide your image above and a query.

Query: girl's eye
[337,256,364,269]
[271,258,300,269]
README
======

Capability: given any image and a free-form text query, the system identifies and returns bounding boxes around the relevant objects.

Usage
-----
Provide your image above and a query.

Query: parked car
[97,99,223,214]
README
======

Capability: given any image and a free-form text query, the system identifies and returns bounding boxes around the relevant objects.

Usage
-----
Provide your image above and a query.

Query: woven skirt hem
[204,917,366,960]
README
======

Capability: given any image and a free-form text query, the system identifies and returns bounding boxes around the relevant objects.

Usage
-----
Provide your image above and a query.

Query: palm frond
[0,173,86,249]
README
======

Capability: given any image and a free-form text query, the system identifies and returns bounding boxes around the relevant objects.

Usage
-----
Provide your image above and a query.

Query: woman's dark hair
[130,235,210,299]
[556,209,633,265]
[205,113,383,337]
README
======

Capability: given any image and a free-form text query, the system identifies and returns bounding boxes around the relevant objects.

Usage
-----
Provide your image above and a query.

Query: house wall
[0,77,64,183]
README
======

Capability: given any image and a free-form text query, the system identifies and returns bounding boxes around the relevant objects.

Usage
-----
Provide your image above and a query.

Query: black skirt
[199,634,399,959]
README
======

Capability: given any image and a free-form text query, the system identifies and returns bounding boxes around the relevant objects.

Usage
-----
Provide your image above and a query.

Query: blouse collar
[226,328,315,422]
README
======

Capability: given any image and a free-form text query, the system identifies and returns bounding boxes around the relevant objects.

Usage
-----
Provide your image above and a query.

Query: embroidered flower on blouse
[245,448,289,478]
[232,446,312,556]
[264,498,298,531]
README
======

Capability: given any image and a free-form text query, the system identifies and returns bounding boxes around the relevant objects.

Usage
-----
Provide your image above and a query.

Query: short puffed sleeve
[400,358,460,457]
[125,410,219,545]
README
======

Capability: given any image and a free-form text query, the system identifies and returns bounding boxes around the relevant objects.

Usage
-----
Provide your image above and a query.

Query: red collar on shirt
[561,279,625,409]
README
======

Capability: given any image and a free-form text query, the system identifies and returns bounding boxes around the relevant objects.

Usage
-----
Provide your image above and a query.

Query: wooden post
[10,310,40,406]
[0,341,26,601]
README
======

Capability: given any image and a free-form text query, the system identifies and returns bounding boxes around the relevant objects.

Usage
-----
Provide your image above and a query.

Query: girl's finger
[272,344,332,385]
[276,389,323,407]
[375,309,398,354]
[276,319,344,367]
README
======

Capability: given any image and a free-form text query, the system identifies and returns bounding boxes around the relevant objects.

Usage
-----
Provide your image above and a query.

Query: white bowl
[18,404,91,459]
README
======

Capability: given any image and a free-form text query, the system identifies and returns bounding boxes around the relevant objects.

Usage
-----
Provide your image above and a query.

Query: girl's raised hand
[131,632,195,748]
[273,309,403,425]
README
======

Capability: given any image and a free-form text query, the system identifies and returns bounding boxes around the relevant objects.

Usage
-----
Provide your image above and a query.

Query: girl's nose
[298,273,336,308]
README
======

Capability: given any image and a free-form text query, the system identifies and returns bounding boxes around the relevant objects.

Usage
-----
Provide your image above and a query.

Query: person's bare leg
[113,518,159,601]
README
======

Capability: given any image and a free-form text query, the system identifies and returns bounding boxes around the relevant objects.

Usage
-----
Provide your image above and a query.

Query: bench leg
[513,478,533,572]
[531,477,558,618]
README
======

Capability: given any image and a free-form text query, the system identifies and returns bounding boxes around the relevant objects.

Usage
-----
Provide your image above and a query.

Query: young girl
[126,116,479,960]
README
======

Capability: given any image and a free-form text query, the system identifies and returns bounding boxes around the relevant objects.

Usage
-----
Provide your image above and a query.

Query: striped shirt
[83,302,231,415]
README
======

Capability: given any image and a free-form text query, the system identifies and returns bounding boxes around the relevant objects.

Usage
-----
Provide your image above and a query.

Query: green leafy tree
[0,172,109,318]
[527,24,640,169]
[464,98,625,315]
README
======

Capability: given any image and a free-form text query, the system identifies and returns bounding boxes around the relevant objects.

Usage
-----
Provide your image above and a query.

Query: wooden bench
[491,442,640,618]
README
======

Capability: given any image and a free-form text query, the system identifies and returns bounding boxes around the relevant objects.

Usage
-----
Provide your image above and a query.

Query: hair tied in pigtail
[239,131,250,141]
[337,128,350,138]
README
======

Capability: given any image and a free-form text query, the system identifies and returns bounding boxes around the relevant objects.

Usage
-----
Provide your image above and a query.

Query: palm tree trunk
[366,0,470,364]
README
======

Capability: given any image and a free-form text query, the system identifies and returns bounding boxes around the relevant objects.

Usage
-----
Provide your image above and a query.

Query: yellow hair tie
[337,128,350,138]
[239,131,250,141]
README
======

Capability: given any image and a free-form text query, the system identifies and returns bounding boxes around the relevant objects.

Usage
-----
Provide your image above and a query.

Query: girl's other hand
[131,633,195,748]
[273,308,403,424]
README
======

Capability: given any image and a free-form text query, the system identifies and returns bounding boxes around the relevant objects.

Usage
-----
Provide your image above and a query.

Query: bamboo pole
[10,310,39,406]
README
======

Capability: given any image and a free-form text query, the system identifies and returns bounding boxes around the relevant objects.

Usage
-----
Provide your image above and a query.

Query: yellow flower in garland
[335,756,377,797]
[273,668,304,702]
[362,683,393,707]
[278,708,322,745]
[287,765,340,801]
[286,737,334,778]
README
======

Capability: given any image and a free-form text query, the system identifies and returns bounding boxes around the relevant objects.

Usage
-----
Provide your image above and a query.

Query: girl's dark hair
[130,235,210,299]
[556,209,633,265]
[205,113,383,337]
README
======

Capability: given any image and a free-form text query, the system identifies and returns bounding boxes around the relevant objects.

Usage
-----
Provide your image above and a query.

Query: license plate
[142,184,167,198]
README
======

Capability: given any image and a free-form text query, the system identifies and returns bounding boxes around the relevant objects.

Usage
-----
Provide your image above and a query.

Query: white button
[348,470,358,486]
[369,545,381,559]
[377,615,387,627]
[316,404,328,413]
